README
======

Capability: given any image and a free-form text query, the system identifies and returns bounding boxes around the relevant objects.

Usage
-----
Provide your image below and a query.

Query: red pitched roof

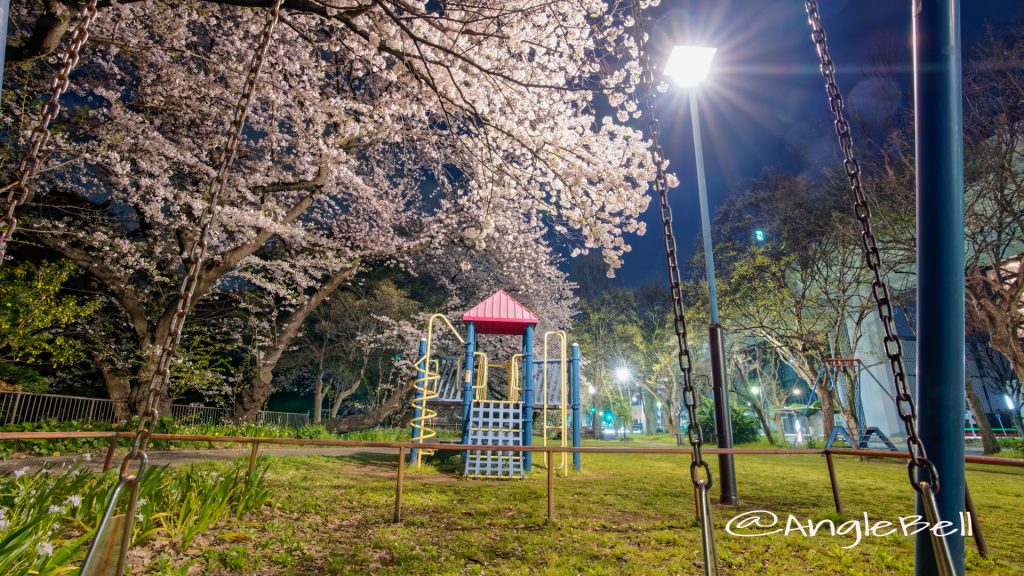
[462,290,539,335]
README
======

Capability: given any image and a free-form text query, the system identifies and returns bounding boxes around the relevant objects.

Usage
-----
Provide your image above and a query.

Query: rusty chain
[0,0,100,265]
[629,2,711,492]
[82,1,285,571]
[804,1,940,492]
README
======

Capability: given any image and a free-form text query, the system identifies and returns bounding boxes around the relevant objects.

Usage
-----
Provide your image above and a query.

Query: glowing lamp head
[665,46,717,88]
[792,388,802,396]
[750,386,760,395]
[615,366,631,382]
[587,385,596,395]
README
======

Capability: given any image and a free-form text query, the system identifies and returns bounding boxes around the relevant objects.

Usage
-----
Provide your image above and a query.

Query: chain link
[0,0,100,265]
[82,2,285,571]
[629,2,711,490]
[804,0,940,493]
[121,0,286,476]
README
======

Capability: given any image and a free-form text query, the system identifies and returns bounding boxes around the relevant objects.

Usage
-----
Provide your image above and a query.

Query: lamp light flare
[792,388,801,396]
[614,366,631,382]
[665,46,717,88]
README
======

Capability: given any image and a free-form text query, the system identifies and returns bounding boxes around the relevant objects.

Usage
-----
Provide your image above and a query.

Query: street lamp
[614,366,631,383]
[665,45,738,506]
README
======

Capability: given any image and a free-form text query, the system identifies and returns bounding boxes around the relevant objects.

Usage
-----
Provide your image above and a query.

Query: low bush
[0,459,270,575]
[996,437,1024,458]
[693,399,762,445]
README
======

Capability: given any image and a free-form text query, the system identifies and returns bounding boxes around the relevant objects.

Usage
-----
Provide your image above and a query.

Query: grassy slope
[151,448,1024,576]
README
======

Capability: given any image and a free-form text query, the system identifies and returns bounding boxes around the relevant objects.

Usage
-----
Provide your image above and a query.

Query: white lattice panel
[464,400,524,478]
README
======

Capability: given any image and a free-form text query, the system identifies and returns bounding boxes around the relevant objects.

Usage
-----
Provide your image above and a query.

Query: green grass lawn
[144,449,1024,575]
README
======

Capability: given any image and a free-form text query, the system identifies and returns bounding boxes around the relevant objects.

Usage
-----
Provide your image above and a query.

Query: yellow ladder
[541,330,569,475]
[410,314,465,467]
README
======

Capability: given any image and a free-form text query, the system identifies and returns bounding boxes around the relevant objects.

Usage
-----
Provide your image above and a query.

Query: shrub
[692,398,762,445]
[0,459,270,575]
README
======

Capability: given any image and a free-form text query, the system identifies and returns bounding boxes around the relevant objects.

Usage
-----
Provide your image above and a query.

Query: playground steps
[464,400,525,479]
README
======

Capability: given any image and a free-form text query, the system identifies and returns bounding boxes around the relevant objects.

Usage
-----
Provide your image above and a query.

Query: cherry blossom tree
[3,0,657,419]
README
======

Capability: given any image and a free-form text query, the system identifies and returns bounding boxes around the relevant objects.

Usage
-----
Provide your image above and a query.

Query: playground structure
[805,358,899,451]
[408,291,582,478]
[0,0,974,573]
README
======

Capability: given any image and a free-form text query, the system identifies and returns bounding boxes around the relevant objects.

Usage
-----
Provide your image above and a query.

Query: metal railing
[0,391,310,428]
[0,429,1020,551]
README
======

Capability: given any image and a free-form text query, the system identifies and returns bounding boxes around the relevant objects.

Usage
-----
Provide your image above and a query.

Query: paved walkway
[0,445,396,474]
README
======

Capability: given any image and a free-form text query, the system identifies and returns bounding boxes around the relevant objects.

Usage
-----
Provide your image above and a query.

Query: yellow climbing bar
[541,330,569,475]
[473,351,489,400]
[411,313,466,467]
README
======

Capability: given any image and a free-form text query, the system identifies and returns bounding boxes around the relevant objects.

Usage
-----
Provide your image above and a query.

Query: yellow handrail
[473,351,489,401]
[541,330,569,475]
[411,313,466,467]
[507,353,524,402]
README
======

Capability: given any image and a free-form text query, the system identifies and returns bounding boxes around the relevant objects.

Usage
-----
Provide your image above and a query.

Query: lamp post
[665,45,738,506]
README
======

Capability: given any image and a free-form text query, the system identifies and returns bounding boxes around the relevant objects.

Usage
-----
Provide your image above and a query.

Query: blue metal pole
[461,322,476,447]
[571,343,582,472]
[410,338,427,465]
[691,89,738,505]
[522,325,534,472]
[914,1,965,574]
[0,0,8,108]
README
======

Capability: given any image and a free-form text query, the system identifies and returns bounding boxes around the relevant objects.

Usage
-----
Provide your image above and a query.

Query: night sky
[611,0,1019,286]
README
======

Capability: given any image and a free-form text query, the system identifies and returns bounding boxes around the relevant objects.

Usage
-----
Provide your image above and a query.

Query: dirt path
[0,445,395,474]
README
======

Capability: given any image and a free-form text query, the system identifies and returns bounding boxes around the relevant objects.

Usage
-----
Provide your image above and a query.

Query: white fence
[0,391,310,428]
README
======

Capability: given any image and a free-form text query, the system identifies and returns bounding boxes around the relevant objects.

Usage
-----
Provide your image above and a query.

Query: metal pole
[571,343,582,472]
[461,322,476,446]
[523,325,535,472]
[964,482,987,558]
[691,90,738,506]
[825,451,843,515]
[394,446,405,523]
[546,449,554,522]
[248,441,260,476]
[913,1,966,574]
[410,338,427,466]
[0,0,9,108]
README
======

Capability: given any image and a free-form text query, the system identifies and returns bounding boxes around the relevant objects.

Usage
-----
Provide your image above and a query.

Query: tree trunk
[324,382,412,434]
[641,390,656,434]
[233,266,356,421]
[965,369,1000,455]
[235,367,274,422]
[662,400,677,435]
[329,376,362,418]
[313,369,325,424]
[818,384,836,441]
[93,353,133,424]
[750,401,775,445]
[773,411,785,444]
[838,368,860,437]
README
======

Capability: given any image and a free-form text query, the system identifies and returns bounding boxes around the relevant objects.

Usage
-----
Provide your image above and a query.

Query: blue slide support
[522,325,534,472]
[571,343,581,472]
[461,322,476,447]
[409,338,427,464]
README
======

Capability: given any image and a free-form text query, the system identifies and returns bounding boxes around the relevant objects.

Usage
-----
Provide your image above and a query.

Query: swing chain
[121,0,285,479]
[0,0,100,265]
[629,2,711,491]
[804,0,939,493]
[83,2,285,570]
